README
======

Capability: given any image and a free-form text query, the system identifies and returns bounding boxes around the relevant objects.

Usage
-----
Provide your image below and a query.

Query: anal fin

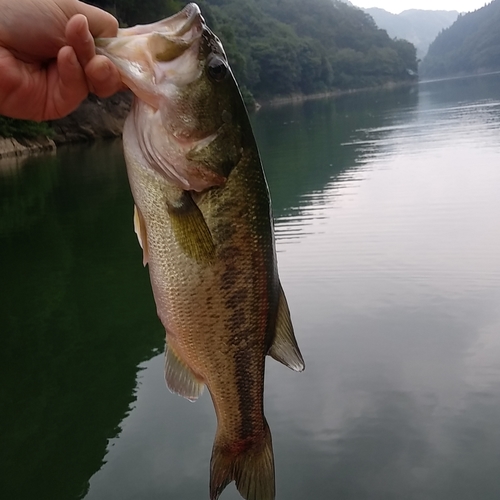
[268,284,305,372]
[133,204,149,266]
[165,341,205,402]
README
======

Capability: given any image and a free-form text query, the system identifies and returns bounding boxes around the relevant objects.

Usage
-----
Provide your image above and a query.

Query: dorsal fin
[268,285,305,372]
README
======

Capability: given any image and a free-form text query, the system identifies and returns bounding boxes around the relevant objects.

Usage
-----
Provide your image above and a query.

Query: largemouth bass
[96,4,304,499]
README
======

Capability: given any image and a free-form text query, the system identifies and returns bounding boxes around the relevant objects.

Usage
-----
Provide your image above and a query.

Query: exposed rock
[0,92,133,159]
[50,91,133,144]
[0,135,56,159]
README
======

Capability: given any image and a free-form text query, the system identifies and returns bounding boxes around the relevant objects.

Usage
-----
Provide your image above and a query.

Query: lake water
[1,73,500,500]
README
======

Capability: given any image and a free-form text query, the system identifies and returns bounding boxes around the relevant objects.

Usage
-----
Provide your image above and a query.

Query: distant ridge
[363,7,458,59]
[420,0,500,78]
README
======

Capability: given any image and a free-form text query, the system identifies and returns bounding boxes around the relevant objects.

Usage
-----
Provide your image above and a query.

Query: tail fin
[210,420,275,500]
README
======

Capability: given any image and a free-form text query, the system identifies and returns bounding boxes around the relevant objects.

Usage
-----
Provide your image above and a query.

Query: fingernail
[77,14,89,36]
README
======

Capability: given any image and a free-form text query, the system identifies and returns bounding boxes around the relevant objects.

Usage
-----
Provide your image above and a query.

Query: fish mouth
[95,3,205,102]
[115,2,203,39]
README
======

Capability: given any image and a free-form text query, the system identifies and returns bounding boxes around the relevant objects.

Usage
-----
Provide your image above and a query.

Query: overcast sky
[349,0,489,14]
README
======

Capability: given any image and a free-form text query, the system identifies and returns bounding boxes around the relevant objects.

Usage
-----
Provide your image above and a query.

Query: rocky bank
[49,92,132,144]
[0,92,132,160]
[0,135,56,159]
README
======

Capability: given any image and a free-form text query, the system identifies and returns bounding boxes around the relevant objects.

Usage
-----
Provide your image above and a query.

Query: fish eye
[207,56,228,82]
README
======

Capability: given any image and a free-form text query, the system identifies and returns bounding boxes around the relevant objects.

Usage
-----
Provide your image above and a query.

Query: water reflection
[263,74,500,500]
[0,145,164,499]
[252,86,420,243]
[2,74,500,500]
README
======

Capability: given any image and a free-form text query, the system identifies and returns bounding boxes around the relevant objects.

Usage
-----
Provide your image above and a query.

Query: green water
[1,73,500,499]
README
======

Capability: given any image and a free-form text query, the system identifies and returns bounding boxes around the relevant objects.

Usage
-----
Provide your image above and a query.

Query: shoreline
[0,92,132,161]
[0,82,416,159]
[0,136,56,160]
[259,80,416,108]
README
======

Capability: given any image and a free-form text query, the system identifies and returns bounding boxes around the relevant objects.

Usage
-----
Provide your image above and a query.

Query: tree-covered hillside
[90,0,418,99]
[365,8,458,59]
[1,0,419,139]
[420,0,500,78]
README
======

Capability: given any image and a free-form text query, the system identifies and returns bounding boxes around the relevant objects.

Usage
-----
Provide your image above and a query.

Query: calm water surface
[1,73,500,499]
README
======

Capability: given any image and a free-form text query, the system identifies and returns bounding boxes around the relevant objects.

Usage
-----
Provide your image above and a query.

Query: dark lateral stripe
[234,341,264,441]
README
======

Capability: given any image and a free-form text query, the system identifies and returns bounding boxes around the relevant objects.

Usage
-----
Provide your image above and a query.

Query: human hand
[0,0,123,121]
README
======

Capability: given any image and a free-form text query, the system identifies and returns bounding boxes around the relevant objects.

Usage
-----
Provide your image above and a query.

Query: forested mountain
[89,0,418,99]
[364,8,458,59]
[1,0,419,140]
[420,0,500,78]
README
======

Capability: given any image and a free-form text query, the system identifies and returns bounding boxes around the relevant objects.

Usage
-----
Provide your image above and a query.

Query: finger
[0,48,34,120]
[66,14,94,69]
[85,54,123,98]
[47,45,88,120]
[0,48,22,97]
[75,1,119,38]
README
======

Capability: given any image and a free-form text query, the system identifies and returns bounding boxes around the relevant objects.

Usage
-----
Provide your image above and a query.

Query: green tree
[421,0,500,78]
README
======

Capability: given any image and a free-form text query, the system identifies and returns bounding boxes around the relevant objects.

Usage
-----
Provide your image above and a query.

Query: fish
[95,4,304,499]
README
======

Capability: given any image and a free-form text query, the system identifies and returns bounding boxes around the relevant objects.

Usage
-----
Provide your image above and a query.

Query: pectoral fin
[133,205,149,266]
[268,285,305,372]
[168,191,216,264]
[165,341,205,402]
